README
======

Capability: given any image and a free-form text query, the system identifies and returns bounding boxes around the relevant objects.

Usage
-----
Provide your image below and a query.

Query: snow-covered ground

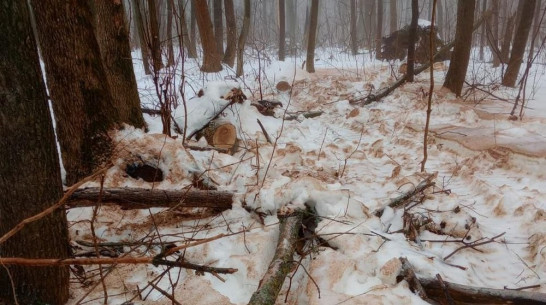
[66,49,546,304]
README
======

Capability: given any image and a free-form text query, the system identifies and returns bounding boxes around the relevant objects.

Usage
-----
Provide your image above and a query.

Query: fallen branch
[284,111,324,121]
[184,144,230,154]
[420,277,546,304]
[67,187,233,210]
[248,209,305,305]
[0,257,237,275]
[350,12,490,106]
[374,174,435,216]
[443,232,505,261]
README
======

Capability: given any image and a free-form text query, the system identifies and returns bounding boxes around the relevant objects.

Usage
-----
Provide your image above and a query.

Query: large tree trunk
[489,0,501,66]
[166,0,175,66]
[479,0,487,60]
[375,0,384,56]
[502,0,537,87]
[236,0,251,77]
[194,0,222,72]
[306,0,320,73]
[94,0,146,129]
[437,0,444,39]
[213,0,224,57]
[133,0,152,75]
[350,0,358,55]
[147,0,163,73]
[407,0,419,82]
[443,0,476,96]
[279,0,286,60]
[0,1,69,303]
[529,0,542,59]
[32,0,120,186]
[390,0,397,33]
[287,0,297,53]
[223,0,237,66]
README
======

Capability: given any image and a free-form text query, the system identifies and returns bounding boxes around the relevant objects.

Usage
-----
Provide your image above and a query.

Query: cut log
[420,277,546,305]
[248,209,305,305]
[201,121,238,154]
[67,187,233,210]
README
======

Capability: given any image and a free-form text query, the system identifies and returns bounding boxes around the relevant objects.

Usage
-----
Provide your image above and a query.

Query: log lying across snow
[67,187,233,209]
[420,278,546,305]
[248,209,305,305]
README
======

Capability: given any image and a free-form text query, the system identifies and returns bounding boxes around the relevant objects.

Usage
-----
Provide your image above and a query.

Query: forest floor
[66,50,546,304]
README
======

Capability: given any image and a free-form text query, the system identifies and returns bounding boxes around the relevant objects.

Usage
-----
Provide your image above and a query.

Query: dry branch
[67,187,233,209]
[284,111,324,121]
[420,277,546,304]
[0,257,237,275]
[374,174,435,216]
[248,209,305,305]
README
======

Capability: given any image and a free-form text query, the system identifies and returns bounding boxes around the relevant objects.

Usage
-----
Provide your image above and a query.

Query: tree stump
[202,121,238,154]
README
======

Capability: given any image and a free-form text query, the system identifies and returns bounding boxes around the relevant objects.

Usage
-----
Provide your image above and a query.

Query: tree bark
[443,0,476,96]
[94,0,146,129]
[479,0,487,60]
[279,0,286,60]
[0,1,69,303]
[166,0,175,66]
[351,0,358,55]
[502,0,537,87]
[529,0,542,59]
[248,210,305,305]
[133,0,152,74]
[147,0,163,72]
[223,0,237,66]
[306,0,320,73]
[490,0,501,66]
[67,187,233,209]
[236,0,251,76]
[194,0,222,72]
[177,0,197,58]
[32,0,120,186]
[375,0,384,56]
[498,11,516,67]
[213,0,224,57]
[390,0,398,33]
[407,0,419,82]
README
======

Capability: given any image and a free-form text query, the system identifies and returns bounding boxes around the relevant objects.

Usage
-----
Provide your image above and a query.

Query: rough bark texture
[248,210,305,305]
[350,0,358,55]
[420,278,546,304]
[32,0,120,186]
[68,187,233,209]
[133,0,152,74]
[223,0,237,66]
[279,0,286,60]
[236,0,251,76]
[375,0,384,55]
[443,0,476,96]
[213,0,224,57]
[502,0,537,87]
[177,0,197,58]
[489,0,501,66]
[94,0,146,129]
[306,0,319,73]
[166,0,175,66]
[0,1,70,303]
[194,0,222,72]
[406,0,419,82]
[147,0,163,72]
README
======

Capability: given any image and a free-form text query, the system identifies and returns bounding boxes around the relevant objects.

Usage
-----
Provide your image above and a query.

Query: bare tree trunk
[177,0,197,58]
[499,11,516,67]
[166,0,175,66]
[213,0,224,57]
[236,0,251,76]
[223,0,237,66]
[490,0,501,66]
[287,0,297,53]
[194,0,222,72]
[390,0,398,33]
[437,0,444,39]
[375,0,384,55]
[133,0,152,75]
[279,0,286,60]
[529,0,543,59]
[443,0,476,96]
[0,2,69,304]
[407,0,419,82]
[351,0,358,55]
[306,0,319,72]
[147,0,163,72]
[94,0,146,129]
[32,0,120,185]
[190,0,197,50]
[502,0,537,87]
[479,0,486,60]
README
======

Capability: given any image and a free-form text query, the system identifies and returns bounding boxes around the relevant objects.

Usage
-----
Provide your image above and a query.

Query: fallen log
[374,174,435,217]
[420,277,546,305]
[350,12,490,106]
[248,209,305,305]
[199,121,238,154]
[67,187,233,210]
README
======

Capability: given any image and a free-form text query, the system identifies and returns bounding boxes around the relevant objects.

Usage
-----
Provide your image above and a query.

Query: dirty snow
[66,49,546,304]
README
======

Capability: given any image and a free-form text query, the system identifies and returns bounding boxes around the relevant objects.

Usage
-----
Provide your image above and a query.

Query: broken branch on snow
[374,174,436,217]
